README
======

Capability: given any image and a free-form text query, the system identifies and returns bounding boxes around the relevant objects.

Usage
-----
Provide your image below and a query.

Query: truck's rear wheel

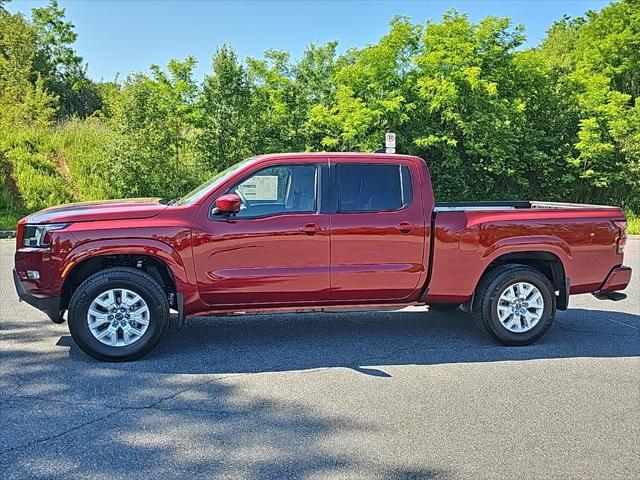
[68,268,170,361]
[472,265,556,345]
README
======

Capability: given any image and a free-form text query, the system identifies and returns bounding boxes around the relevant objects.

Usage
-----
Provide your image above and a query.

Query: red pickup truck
[14,152,632,361]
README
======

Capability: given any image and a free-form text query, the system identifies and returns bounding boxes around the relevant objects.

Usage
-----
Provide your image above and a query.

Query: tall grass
[1,127,73,212]
[53,118,115,200]
[627,212,640,235]
[0,119,116,229]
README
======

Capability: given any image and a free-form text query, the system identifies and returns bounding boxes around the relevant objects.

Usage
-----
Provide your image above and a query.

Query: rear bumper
[13,269,63,323]
[599,266,632,293]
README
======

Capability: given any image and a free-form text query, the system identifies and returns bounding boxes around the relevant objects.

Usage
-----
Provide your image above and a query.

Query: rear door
[329,160,426,301]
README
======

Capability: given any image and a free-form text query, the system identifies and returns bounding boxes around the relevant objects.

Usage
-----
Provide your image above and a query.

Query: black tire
[428,303,461,312]
[472,264,556,346]
[68,267,170,361]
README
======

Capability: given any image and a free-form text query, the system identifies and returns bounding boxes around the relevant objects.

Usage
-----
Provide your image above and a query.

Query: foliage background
[1,0,638,231]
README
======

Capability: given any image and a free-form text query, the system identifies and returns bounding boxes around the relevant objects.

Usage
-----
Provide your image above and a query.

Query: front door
[191,161,330,307]
[330,161,426,301]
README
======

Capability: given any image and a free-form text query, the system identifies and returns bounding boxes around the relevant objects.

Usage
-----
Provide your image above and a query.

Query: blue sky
[8,0,610,82]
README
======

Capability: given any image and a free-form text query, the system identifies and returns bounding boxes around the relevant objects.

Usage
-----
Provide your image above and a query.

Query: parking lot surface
[1,238,639,479]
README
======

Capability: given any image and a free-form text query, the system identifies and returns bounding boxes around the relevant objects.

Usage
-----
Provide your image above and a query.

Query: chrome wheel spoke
[93,290,115,309]
[95,326,114,341]
[133,314,149,326]
[127,325,145,337]
[504,315,519,331]
[89,318,109,329]
[123,328,131,345]
[88,307,108,320]
[122,291,143,308]
[503,286,517,302]
[497,281,544,333]
[497,305,511,319]
[530,292,544,307]
[523,311,536,328]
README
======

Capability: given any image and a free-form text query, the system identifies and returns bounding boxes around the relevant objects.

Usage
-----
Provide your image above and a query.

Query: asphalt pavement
[1,238,638,480]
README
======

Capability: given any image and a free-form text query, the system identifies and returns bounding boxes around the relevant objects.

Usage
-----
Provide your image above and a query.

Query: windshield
[177,157,255,206]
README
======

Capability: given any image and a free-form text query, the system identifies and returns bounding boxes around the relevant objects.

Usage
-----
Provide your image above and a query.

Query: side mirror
[214,193,241,215]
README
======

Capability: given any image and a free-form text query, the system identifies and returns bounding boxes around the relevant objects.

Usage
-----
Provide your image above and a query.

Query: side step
[592,291,627,301]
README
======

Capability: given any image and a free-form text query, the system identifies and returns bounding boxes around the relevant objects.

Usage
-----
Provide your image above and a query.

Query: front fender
[62,238,192,292]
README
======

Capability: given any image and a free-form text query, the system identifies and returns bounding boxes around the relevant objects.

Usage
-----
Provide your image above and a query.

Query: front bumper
[13,269,63,323]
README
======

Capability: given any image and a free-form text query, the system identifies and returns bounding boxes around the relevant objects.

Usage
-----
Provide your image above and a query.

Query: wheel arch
[60,240,188,311]
[478,250,569,310]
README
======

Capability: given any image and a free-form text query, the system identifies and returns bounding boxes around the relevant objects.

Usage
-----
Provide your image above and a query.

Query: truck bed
[426,200,627,304]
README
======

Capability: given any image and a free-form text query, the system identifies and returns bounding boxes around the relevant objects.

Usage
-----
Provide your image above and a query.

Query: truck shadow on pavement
[2,315,455,479]
[65,307,640,376]
[1,307,637,479]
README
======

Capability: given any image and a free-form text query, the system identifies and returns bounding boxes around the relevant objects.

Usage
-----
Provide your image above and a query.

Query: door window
[230,164,317,218]
[337,164,413,212]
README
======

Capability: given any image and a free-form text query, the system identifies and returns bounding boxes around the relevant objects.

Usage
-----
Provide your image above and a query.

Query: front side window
[179,157,255,206]
[337,164,413,212]
[230,164,317,218]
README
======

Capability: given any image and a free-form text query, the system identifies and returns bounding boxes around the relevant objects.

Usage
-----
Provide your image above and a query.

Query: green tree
[1,0,639,229]
[107,57,200,198]
[246,49,308,153]
[538,0,639,209]
[0,8,56,129]
[198,45,253,171]
[411,12,528,199]
[308,17,421,152]
[570,0,639,208]
[30,0,101,117]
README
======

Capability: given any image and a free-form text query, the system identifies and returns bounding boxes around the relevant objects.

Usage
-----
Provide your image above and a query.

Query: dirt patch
[2,155,23,207]
[52,151,72,184]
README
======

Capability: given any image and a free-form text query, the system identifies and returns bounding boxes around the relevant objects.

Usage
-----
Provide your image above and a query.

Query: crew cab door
[329,160,427,301]
[191,159,330,307]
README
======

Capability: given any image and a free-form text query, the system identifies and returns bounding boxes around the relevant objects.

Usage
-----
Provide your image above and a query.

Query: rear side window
[337,164,413,212]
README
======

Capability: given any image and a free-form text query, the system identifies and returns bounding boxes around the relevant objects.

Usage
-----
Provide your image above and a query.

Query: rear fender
[480,235,572,309]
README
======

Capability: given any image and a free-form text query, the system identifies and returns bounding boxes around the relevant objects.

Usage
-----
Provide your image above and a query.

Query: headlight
[23,224,69,248]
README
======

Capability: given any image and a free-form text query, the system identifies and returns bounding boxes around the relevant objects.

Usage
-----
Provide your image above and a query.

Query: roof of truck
[254,152,422,162]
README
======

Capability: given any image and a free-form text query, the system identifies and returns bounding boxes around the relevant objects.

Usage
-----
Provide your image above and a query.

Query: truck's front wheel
[473,265,556,345]
[68,268,170,361]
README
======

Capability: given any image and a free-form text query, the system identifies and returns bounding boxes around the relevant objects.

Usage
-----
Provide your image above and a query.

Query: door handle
[395,221,414,234]
[299,223,319,235]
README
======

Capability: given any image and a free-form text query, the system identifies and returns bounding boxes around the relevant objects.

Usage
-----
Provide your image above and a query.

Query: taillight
[16,218,25,250]
[613,220,627,255]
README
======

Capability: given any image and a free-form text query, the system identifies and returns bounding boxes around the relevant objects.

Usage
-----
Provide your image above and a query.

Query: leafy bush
[2,128,72,211]
[627,212,640,235]
[0,1,638,227]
